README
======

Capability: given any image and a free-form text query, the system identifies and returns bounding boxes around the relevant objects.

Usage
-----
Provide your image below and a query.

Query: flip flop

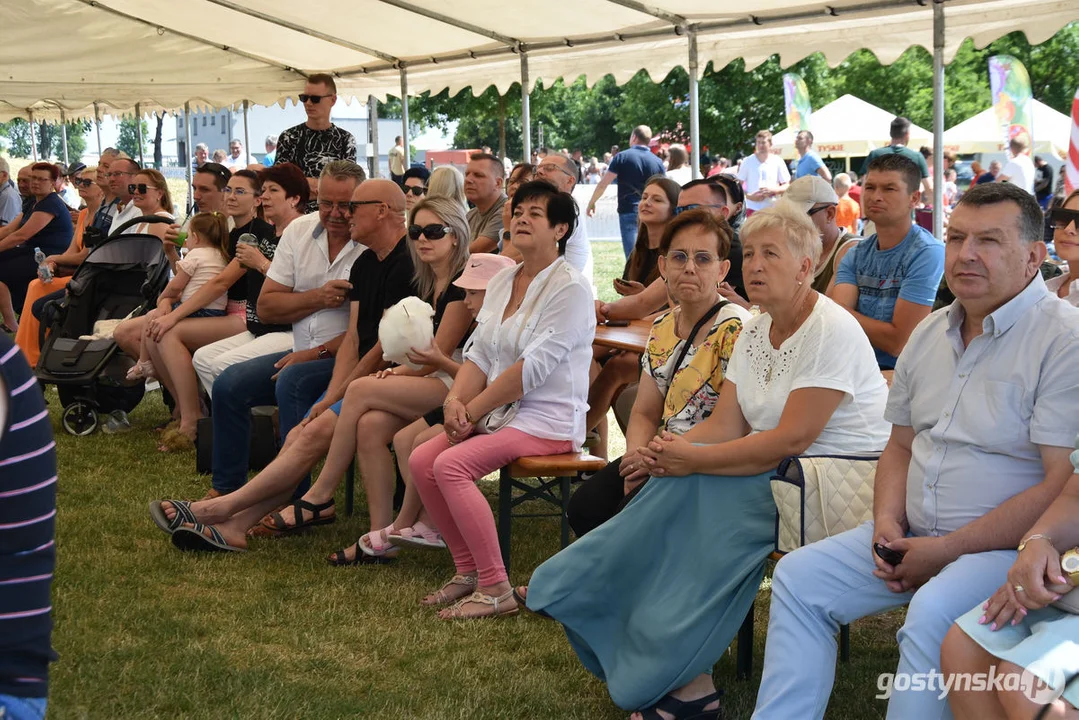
[171,523,246,553]
[148,499,197,536]
[326,541,398,567]
[638,691,723,720]
[387,521,446,550]
[511,585,554,621]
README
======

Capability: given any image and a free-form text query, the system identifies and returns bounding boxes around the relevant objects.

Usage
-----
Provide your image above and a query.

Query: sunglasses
[674,203,726,215]
[346,200,386,213]
[1051,208,1079,229]
[408,224,454,241]
[72,178,94,188]
[666,250,718,268]
[128,183,153,195]
[404,186,427,197]
[807,203,837,217]
[299,93,333,104]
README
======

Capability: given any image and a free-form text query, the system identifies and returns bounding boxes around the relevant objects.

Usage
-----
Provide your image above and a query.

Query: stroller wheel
[61,401,99,436]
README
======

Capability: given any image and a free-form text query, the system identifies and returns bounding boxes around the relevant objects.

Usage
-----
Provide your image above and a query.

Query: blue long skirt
[526,471,776,711]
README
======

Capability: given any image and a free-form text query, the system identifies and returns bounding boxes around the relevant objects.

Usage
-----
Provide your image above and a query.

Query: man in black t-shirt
[275,73,359,212]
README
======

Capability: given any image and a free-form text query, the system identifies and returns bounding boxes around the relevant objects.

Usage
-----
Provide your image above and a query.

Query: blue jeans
[210,352,334,495]
[0,695,47,720]
[618,211,639,259]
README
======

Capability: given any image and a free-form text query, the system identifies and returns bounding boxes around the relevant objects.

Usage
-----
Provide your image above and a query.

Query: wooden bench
[497,451,607,574]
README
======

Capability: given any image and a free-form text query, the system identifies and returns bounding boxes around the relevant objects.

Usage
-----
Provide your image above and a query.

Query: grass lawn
[43,239,905,719]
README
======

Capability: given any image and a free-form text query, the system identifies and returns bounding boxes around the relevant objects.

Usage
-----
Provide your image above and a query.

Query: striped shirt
[0,335,57,699]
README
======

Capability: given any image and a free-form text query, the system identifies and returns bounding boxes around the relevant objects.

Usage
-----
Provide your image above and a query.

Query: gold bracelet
[443,395,459,409]
[1018,533,1053,552]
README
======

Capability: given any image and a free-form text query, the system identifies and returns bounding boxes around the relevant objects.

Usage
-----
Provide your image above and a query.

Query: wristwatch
[316,344,331,360]
[501,229,511,244]
[1061,548,1079,585]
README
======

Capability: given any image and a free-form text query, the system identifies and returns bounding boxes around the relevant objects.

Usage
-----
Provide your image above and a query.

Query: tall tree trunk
[153,113,164,169]
[498,94,507,161]
[37,121,52,160]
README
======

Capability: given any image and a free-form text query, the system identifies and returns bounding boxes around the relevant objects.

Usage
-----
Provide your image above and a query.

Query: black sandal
[512,586,554,620]
[255,498,336,537]
[639,690,722,720]
[327,541,397,567]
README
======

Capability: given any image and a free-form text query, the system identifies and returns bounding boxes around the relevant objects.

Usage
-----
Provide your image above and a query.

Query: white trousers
[192,330,294,395]
[752,521,1015,720]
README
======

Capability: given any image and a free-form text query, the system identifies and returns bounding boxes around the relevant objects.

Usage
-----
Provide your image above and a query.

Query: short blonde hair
[833,173,852,192]
[741,202,821,267]
[427,166,467,209]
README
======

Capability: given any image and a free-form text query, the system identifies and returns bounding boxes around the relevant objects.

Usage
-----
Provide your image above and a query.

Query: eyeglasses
[807,203,837,217]
[666,250,718,268]
[299,93,334,104]
[408,224,454,241]
[30,176,52,184]
[404,186,427,197]
[223,187,253,196]
[674,203,726,215]
[346,200,386,213]
[107,170,136,178]
[536,162,574,180]
[128,183,153,195]
[317,199,355,214]
[1051,208,1079,230]
[72,178,94,188]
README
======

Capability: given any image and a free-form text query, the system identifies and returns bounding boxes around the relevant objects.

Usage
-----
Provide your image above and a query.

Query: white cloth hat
[783,175,839,213]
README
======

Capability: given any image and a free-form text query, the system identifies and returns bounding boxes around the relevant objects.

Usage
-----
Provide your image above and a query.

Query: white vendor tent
[942,98,1072,156]
[773,94,934,159]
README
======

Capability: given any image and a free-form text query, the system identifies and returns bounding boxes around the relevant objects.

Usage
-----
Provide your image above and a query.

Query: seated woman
[0,163,74,317]
[523,202,891,719]
[1046,189,1079,305]
[567,209,749,536]
[587,175,682,456]
[134,170,275,449]
[942,453,1079,720]
[498,163,535,263]
[250,196,473,553]
[191,163,307,399]
[407,181,595,620]
[426,165,467,210]
[13,166,103,364]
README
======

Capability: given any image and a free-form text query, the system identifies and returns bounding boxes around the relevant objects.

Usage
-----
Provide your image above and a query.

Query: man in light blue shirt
[794,130,831,182]
[0,158,20,227]
[753,183,1079,720]
[831,153,944,368]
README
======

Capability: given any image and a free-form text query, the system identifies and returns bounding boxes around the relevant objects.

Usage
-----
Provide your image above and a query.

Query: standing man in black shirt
[275,73,358,212]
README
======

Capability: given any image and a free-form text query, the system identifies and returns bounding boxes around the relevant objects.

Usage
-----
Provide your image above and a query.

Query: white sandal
[422,574,477,606]
[388,521,446,550]
[441,589,519,620]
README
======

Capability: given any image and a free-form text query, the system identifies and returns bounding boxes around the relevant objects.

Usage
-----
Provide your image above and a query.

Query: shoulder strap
[671,300,728,374]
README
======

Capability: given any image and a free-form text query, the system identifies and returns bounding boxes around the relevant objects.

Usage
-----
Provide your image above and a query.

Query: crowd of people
[3,78,1079,720]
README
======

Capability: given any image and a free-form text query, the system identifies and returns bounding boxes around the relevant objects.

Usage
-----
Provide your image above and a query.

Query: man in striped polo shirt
[0,334,57,720]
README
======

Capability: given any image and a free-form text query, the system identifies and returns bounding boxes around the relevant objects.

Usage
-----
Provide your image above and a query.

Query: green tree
[0,118,88,162]
[0,119,33,158]
[117,116,150,160]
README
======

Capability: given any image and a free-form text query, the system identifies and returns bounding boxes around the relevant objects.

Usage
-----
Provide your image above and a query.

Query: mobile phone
[873,542,905,566]
[613,277,632,288]
[604,320,630,327]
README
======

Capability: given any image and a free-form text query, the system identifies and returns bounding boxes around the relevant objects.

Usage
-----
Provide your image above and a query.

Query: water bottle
[34,247,53,284]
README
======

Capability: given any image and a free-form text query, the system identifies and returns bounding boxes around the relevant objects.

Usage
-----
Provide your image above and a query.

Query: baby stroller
[36,216,172,435]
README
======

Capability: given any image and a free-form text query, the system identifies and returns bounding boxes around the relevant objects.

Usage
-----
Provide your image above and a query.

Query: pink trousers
[409,427,573,586]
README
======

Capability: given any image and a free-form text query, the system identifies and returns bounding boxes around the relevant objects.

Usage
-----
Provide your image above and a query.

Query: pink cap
[453,253,517,290]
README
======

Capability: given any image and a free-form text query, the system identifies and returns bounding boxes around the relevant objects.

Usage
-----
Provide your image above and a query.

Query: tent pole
[243,101,251,166]
[688,26,700,180]
[61,110,70,165]
[932,0,945,238]
[29,112,38,162]
[184,102,194,216]
[94,103,103,158]
[400,65,410,171]
[136,103,145,166]
[521,50,531,162]
[368,96,380,178]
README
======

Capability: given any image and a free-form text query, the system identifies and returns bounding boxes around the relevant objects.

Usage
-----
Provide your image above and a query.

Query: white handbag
[771,454,880,553]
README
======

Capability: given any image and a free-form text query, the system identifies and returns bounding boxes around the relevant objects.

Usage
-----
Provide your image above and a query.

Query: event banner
[1067,87,1079,195]
[783,73,812,132]
[988,55,1034,152]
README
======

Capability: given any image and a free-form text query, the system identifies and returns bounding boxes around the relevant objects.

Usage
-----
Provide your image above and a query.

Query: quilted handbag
[771,454,880,553]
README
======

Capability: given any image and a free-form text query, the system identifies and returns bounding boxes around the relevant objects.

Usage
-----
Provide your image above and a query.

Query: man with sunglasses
[535,152,593,282]
[106,158,143,232]
[274,74,358,212]
[782,175,860,295]
[401,166,430,215]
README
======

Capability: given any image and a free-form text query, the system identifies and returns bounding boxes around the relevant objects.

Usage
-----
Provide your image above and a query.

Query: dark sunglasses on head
[404,186,427,197]
[299,93,333,104]
[72,178,94,188]
[408,224,454,241]
[128,183,152,195]
[1051,208,1079,229]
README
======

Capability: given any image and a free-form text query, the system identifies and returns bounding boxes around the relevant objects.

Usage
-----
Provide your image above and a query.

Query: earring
[798,281,803,286]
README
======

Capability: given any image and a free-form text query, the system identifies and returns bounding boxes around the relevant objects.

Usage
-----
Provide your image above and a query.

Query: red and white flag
[1067,87,1079,195]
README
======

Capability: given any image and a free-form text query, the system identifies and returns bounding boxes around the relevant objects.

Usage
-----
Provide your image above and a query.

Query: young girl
[127,212,230,380]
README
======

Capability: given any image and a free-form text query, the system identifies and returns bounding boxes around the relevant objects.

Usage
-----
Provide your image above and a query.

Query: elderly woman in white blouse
[408,181,595,621]
[525,202,891,719]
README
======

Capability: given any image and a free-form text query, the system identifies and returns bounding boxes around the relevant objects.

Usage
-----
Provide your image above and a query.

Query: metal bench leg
[737,604,754,680]
[498,466,512,575]
[840,623,850,663]
[560,475,572,548]
[345,459,356,517]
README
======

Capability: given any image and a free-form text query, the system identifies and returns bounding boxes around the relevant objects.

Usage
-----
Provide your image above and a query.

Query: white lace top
[725,294,891,454]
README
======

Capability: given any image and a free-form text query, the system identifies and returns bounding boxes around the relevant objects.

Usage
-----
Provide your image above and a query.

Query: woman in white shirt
[408,182,595,620]
[524,202,890,719]
[1046,190,1079,305]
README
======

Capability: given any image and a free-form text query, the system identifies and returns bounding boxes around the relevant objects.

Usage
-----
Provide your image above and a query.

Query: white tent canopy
[773,94,933,158]
[2,0,1078,121]
[942,98,1072,156]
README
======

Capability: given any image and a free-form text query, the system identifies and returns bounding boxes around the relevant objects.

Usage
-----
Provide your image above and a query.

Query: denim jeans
[617,211,639,259]
[0,695,47,720]
[210,352,334,495]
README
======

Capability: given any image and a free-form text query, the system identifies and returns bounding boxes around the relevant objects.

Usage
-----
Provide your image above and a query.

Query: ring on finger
[1014,584,1025,593]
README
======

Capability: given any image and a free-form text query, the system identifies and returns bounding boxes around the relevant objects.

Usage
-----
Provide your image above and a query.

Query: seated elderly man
[752,183,1079,719]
